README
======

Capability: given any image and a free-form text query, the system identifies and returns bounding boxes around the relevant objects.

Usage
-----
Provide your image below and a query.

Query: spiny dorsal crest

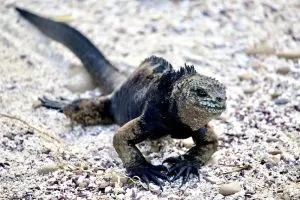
[178,64,197,77]
[158,63,197,91]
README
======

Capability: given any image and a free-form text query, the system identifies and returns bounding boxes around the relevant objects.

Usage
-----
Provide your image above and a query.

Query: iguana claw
[163,156,201,187]
[38,96,66,112]
[126,163,169,190]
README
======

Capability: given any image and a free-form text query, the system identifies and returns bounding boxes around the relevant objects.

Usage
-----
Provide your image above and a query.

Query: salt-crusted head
[171,74,226,131]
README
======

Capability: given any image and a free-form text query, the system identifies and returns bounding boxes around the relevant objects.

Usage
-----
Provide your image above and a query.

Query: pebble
[125,188,137,199]
[294,105,300,112]
[268,150,282,155]
[76,175,85,184]
[76,175,89,188]
[251,60,266,71]
[203,176,217,184]
[238,72,255,81]
[167,194,181,200]
[276,66,290,75]
[182,137,194,148]
[149,183,161,193]
[274,98,289,105]
[282,153,295,162]
[37,164,59,175]
[235,53,249,68]
[219,182,241,196]
[32,100,42,109]
[116,194,125,200]
[213,194,224,200]
[266,137,280,142]
[271,154,281,163]
[105,186,113,193]
[110,172,128,187]
[243,87,257,94]
[98,181,110,189]
[270,92,282,100]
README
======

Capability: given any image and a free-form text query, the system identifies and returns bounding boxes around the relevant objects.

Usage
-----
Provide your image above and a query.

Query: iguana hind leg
[40,96,114,125]
[63,96,114,125]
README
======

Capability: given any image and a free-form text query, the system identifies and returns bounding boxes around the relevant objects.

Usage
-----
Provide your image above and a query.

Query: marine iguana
[16,7,226,188]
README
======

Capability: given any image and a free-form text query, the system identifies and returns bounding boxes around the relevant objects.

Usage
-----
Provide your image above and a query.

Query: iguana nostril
[216,97,222,102]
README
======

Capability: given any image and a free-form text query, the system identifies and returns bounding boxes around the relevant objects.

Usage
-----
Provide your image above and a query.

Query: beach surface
[0,0,299,199]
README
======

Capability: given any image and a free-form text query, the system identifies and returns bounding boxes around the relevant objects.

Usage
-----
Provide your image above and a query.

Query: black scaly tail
[15,7,126,94]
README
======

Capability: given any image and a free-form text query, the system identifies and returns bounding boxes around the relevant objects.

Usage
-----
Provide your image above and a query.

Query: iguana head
[171,74,226,131]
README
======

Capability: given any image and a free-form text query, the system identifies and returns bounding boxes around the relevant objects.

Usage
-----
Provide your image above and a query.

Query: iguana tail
[15,7,126,94]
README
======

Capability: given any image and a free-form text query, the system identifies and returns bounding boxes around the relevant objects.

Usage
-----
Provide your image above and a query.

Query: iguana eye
[194,88,208,97]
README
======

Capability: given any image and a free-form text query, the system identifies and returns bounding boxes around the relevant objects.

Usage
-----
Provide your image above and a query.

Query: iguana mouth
[206,107,225,113]
[200,101,225,112]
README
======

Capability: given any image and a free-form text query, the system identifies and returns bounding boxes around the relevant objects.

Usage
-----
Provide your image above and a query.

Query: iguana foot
[163,156,200,187]
[38,96,66,112]
[127,163,169,189]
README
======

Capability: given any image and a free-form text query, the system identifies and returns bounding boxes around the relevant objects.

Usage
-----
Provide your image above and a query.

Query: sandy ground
[0,0,299,199]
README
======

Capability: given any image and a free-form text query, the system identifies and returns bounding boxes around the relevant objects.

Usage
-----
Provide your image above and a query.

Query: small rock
[167,194,181,200]
[268,150,282,155]
[114,187,125,194]
[76,175,89,188]
[274,98,289,105]
[48,177,58,185]
[235,53,249,68]
[271,154,281,163]
[243,87,257,94]
[0,162,9,168]
[270,92,282,100]
[213,194,224,200]
[282,153,295,162]
[150,145,160,152]
[32,100,42,109]
[182,137,194,148]
[41,148,51,154]
[98,181,110,189]
[78,181,88,188]
[276,66,290,75]
[37,164,59,175]
[125,188,137,199]
[266,137,280,142]
[116,194,125,200]
[105,186,113,193]
[238,72,255,81]
[203,176,217,184]
[111,172,128,187]
[294,105,300,112]
[251,60,266,71]
[149,183,161,193]
[219,181,241,196]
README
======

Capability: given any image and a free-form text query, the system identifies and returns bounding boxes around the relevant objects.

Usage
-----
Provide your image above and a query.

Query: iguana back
[111,57,172,125]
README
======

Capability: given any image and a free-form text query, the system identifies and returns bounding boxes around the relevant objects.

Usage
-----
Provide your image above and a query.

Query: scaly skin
[16,8,226,188]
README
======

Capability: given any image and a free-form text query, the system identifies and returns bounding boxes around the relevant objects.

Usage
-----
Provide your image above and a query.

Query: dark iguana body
[16,7,226,187]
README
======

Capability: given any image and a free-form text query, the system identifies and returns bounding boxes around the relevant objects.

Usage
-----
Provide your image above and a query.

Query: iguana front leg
[113,117,168,188]
[164,125,218,186]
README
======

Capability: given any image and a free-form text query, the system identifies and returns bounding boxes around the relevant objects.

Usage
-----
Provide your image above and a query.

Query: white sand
[0,0,299,199]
